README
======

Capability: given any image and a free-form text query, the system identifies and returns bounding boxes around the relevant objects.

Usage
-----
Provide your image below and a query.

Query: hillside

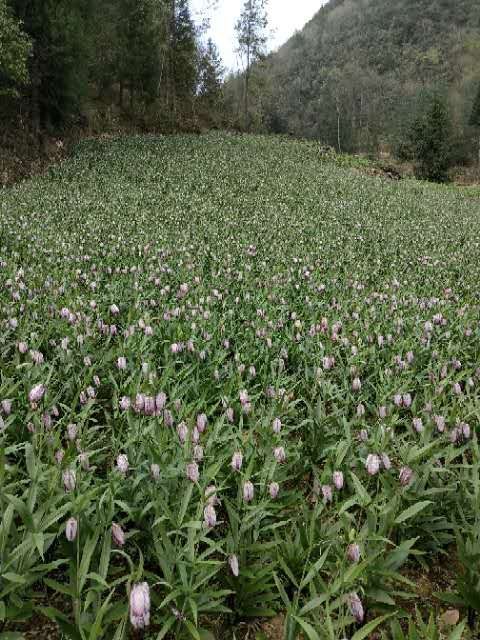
[244,0,480,154]
[2,133,480,637]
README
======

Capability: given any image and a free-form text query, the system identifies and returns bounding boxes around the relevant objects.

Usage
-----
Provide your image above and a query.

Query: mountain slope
[253,0,480,153]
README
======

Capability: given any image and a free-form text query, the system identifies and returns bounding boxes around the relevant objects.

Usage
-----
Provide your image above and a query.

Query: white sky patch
[191,0,327,71]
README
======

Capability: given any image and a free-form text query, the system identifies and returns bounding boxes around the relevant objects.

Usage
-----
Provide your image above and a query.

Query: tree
[235,0,268,129]
[408,91,454,182]
[198,38,223,107]
[116,0,165,108]
[9,0,94,130]
[470,83,480,165]
[172,0,197,103]
[0,0,31,95]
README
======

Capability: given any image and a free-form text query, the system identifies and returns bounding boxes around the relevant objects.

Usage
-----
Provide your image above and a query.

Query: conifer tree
[199,39,224,106]
[235,0,268,129]
[172,0,197,101]
[410,92,453,182]
[470,83,480,165]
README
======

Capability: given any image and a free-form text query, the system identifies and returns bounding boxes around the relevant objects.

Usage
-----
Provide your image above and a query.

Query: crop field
[1,133,480,640]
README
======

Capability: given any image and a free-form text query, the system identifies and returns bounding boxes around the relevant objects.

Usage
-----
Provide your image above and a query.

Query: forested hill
[245,0,480,154]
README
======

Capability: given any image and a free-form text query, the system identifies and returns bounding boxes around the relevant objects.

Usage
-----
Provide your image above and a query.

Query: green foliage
[470,83,480,128]
[1,0,223,132]
[235,0,269,127]
[384,609,467,639]
[407,92,454,182]
[172,0,198,101]
[7,0,95,127]
[239,0,480,157]
[0,0,31,95]
[1,133,480,636]
[235,0,268,66]
[198,39,224,106]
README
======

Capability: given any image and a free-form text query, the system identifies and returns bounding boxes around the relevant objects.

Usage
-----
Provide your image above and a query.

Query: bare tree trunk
[336,98,341,153]
[30,53,41,146]
[244,69,249,130]
[244,0,252,130]
[169,0,177,121]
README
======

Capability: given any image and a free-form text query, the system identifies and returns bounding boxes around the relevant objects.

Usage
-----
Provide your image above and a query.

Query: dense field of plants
[1,133,480,640]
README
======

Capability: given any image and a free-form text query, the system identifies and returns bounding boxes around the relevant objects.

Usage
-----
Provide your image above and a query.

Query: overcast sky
[190,1,327,71]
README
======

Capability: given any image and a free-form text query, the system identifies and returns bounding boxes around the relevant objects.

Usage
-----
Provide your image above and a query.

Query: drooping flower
[116,454,129,475]
[272,417,282,434]
[144,396,155,416]
[243,481,254,502]
[380,453,391,470]
[412,417,423,433]
[62,469,76,492]
[129,582,150,629]
[273,446,286,463]
[65,517,78,542]
[322,485,333,503]
[196,413,207,433]
[134,393,145,413]
[29,384,45,404]
[177,422,188,444]
[78,452,89,470]
[231,451,243,471]
[242,401,252,415]
[186,461,199,483]
[333,471,344,490]
[203,504,217,528]
[399,466,413,486]
[155,392,167,412]
[112,522,125,546]
[205,485,219,505]
[347,543,360,563]
[67,422,78,442]
[119,396,131,411]
[461,422,471,440]
[402,393,412,408]
[352,377,362,392]
[1,400,12,415]
[269,481,279,499]
[347,592,364,622]
[17,341,28,354]
[450,427,460,444]
[150,463,160,479]
[365,454,380,476]
[228,554,239,577]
